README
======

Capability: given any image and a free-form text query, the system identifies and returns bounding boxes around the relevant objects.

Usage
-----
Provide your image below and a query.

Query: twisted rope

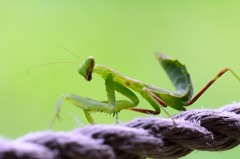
[1,102,240,159]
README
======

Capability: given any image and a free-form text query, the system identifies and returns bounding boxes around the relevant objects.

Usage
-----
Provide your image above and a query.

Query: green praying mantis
[52,53,239,125]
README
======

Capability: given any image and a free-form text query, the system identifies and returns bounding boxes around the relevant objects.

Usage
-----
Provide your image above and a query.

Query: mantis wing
[153,53,194,110]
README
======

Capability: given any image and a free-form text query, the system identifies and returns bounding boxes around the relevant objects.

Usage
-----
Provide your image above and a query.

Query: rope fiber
[1,102,240,159]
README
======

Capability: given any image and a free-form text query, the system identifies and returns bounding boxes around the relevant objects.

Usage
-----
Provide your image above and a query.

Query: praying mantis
[52,53,239,125]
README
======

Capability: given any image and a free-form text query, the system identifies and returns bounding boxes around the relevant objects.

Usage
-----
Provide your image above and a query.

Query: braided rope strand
[1,102,240,159]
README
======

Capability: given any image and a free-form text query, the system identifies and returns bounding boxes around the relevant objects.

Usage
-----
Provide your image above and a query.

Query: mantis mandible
[52,53,239,124]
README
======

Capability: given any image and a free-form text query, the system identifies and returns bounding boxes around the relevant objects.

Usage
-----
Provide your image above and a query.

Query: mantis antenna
[27,47,83,73]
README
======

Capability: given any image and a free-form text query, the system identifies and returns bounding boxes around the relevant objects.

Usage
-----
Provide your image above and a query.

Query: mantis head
[78,56,95,81]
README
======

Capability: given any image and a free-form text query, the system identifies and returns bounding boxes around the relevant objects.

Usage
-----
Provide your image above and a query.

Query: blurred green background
[0,0,240,158]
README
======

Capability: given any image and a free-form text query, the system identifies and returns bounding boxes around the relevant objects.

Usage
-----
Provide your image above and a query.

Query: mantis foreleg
[51,72,141,125]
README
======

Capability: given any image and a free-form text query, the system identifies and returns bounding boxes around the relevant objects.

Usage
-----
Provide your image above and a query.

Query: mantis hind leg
[185,68,240,106]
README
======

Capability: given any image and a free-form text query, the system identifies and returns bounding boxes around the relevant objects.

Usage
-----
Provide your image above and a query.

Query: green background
[0,1,239,158]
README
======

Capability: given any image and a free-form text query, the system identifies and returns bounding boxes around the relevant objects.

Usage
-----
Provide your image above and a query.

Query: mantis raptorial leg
[52,71,141,124]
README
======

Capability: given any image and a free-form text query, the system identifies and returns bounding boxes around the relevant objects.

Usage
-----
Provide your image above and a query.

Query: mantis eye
[78,56,95,81]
